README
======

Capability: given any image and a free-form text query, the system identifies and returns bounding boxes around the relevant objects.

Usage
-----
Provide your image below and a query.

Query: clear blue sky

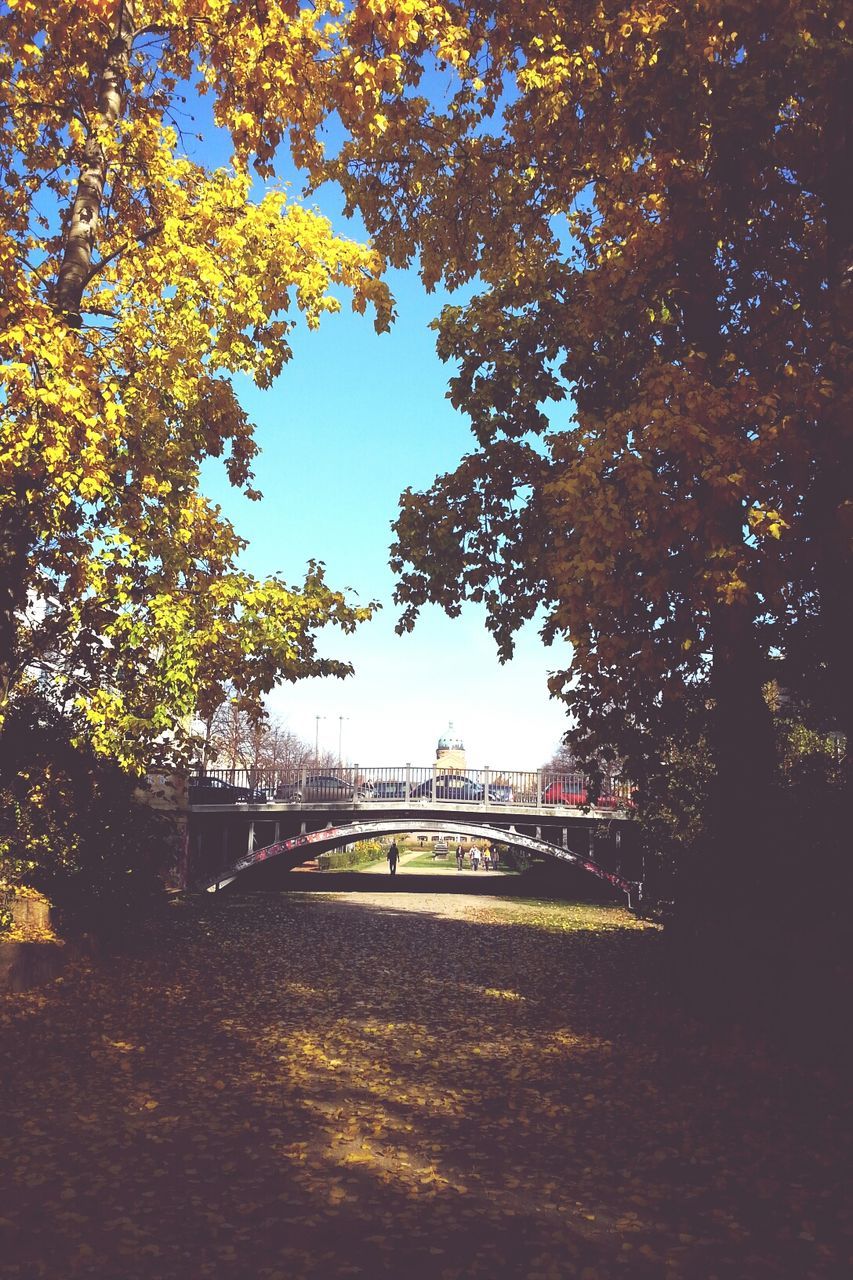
[193,96,573,772]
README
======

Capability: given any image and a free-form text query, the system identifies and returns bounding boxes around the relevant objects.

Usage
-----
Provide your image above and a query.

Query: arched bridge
[182,764,640,904]
[203,816,639,906]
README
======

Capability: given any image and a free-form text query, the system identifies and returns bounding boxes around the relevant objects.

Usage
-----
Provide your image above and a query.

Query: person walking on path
[471,845,480,871]
[456,844,464,871]
[388,840,399,876]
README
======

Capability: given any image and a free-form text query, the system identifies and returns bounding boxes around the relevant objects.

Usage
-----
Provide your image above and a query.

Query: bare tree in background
[255,720,313,775]
[541,741,584,774]
[201,700,311,779]
[203,702,248,773]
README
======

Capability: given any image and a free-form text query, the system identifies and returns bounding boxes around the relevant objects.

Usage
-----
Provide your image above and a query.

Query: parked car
[545,782,637,809]
[488,783,514,803]
[274,774,365,802]
[597,787,637,810]
[369,779,408,799]
[433,841,449,857]
[188,775,268,804]
[543,780,588,806]
[411,774,485,801]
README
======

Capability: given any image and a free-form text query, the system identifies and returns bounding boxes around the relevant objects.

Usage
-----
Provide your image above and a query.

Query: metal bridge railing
[187,764,635,811]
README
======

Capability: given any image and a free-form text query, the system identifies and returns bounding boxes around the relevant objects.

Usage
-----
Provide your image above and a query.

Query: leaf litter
[0,890,850,1278]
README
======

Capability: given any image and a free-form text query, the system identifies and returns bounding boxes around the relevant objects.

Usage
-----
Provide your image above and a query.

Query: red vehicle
[543,780,588,806]
[544,779,636,809]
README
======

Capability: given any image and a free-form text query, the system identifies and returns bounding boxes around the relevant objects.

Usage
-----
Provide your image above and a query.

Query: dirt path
[359,846,435,874]
[0,892,849,1279]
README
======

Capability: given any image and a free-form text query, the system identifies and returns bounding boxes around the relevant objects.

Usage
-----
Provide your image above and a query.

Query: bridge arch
[204,816,639,906]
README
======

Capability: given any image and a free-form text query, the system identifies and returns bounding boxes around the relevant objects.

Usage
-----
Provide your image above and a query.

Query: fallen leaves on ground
[0,892,850,1279]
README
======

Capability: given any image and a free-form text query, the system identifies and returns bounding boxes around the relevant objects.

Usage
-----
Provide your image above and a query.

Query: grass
[404,849,457,870]
[474,898,652,933]
[402,848,516,872]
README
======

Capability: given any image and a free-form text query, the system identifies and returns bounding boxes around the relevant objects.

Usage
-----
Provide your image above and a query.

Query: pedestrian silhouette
[388,840,399,876]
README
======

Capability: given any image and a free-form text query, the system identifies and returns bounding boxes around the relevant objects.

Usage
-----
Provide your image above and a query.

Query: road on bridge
[0,893,848,1279]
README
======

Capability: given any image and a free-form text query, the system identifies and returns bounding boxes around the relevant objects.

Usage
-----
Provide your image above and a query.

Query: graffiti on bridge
[204,819,639,905]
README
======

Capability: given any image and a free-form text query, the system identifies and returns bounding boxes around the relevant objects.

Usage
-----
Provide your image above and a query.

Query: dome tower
[436,722,466,772]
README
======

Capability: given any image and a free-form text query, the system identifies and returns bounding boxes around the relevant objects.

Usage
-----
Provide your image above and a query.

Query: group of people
[455,844,498,871]
[386,839,501,874]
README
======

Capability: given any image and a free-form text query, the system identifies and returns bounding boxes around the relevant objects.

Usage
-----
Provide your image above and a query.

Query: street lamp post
[314,714,326,765]
[338,715,350,767]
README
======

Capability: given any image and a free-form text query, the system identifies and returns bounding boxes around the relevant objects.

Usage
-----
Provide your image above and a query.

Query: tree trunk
[708,599,776,847]
[815,64,853,782]
[54,1,137,324]
[671,159,781,799]
[0,478,34,723]
[811,459,853,782]
[824,54,853,348]
[669,191,781,1006]
[1,5,137,729]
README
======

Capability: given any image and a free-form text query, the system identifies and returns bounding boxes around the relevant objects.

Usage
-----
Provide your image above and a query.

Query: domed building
[436,722,466,773]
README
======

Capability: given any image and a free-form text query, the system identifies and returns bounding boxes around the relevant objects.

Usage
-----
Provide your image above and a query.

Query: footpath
[360,847,512,876]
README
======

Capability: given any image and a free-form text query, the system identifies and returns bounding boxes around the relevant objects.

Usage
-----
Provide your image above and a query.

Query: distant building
[436,722,466,773]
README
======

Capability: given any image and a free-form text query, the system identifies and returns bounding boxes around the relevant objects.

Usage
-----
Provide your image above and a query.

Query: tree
[541,742,583,776]
[202,699,311,776]
[202,699,258,773]
[257,719,313,774]
[0,684,176,933]
[307,4,850,828]
[247,1,852,1005]
[0,1,394,769]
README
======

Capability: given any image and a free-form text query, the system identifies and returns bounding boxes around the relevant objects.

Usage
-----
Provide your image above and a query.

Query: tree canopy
[0,0,394,767]
[3,1,849,805]
[304,1,851,810]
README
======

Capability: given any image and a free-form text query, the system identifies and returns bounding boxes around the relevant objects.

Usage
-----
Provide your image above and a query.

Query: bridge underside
[200,815,639,906]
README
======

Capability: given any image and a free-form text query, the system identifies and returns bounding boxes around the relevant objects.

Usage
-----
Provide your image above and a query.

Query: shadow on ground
[237,861,623,903]
[0,891,849,1280]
